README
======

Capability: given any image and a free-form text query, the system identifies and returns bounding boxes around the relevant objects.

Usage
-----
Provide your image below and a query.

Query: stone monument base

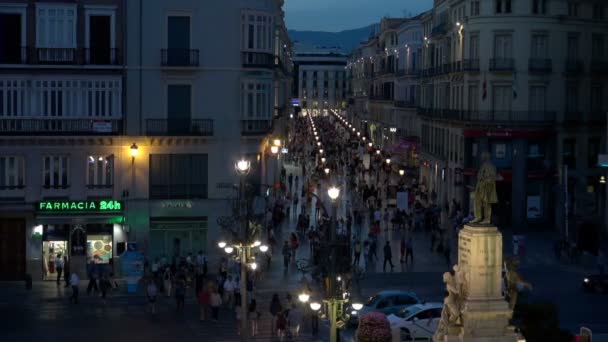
[460,298,519,342]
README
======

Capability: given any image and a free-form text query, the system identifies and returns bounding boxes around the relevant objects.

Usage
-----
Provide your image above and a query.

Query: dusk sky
[284,0,434,32]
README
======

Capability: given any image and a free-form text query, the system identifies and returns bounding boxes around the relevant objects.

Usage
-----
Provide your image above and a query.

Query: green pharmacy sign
[37,200,123,213]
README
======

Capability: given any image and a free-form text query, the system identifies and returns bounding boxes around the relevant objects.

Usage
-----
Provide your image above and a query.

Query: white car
[386,303,443,341]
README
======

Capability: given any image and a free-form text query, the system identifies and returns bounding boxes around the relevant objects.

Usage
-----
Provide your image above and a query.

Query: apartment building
[418,0,607,233]
[0,0,292,280]
[348,17,424,167]
[293,49,348,115]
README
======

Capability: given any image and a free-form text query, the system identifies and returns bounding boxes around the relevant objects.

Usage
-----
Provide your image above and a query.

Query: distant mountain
[289,24,376,54]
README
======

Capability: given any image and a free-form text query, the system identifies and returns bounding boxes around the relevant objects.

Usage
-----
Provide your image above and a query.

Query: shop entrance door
[150,219,207,262]
[0,218,26,280]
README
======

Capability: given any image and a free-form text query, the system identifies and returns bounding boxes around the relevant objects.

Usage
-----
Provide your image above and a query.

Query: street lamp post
[235,158,251,342]
[327,186,341,342]
[221,159,269,341]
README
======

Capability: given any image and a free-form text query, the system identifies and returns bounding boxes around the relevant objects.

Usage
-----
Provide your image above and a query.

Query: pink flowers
[356,312,392,342]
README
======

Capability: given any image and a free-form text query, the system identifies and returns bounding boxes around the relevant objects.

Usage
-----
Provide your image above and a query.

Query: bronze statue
[471,152,498,225]
[504,257,533,310]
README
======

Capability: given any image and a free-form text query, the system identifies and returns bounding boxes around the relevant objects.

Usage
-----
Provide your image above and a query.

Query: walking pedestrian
[163,267,173,297]
[269,293,282,335]
[383,241,394,272]
[235,301,243,335]
[400,236,406,263]
[282,241,291,270]
[63,255,70,288]
[69,272,80,304]
[174,276,186,312]
[290,233,299,263]
[86,261,99,295]
[99,273,112,304]
[210,285,222,321]
[55,254,64,285]
[198,284,210,321]
[147,279,158,314]
[405,237,414,265]
[249,298,260,337]
[444,239,451,266]
[353,240,361,266]
[223,275,236,308]
[289,302,303,338]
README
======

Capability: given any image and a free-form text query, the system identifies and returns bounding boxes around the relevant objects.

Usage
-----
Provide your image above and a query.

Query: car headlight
[584,278,589,283]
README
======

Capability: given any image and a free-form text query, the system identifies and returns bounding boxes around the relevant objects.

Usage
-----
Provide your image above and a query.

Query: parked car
[386,303,443,341]
[349,290,422,325]
[582,274,608,293]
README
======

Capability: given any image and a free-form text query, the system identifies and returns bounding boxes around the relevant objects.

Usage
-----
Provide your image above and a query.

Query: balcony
[146,119,213,136]
[0,118,122,135]
[35,48,78,64]
[419,108,555,123]
[0,47,27,64]
[564,59,584,73]
[528,58,552,73]
[161,49,199,67]
[590,60,608,74]
[463,59,480,71]
[84,48,121,65]
[242,52,274,68]
[242,119,272,135]
[489,58,515,72]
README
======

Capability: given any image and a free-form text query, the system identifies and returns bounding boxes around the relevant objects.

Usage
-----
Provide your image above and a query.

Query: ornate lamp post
[217,158,269,342]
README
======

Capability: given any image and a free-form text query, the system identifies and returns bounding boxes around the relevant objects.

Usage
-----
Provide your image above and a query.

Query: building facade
[347,1,607,237]
[417,0,607,233]
[0,0,292,280]
[347,17,424,168]
[293,49,348,115]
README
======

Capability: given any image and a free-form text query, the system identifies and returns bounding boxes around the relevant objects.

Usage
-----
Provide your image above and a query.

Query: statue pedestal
[436,224,520,342]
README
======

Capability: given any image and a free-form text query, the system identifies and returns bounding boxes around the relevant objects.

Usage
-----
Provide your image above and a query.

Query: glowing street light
[327,186,340,201]
[386,158,391,165]
[399,169,405,176]
[324,168,330,175]
[218,241,227,249]
[235,159,251,175]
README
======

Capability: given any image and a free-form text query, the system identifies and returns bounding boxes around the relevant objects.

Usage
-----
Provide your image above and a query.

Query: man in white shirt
[223,276,236,308]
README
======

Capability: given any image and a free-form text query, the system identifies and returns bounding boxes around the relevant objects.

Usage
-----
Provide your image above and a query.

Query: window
[495,0,512,13]
[494,34,513,59]
[149,154,208,199]
[492,86,512,112]
[566,82,579,115]
[241,79,273,119]
[471,0,480,16]
[0,156,25,189]
[468,84,479,111]
[568,2,578,16]
[591,34,605,60]
[588,138,600,168]
[36,4,76,62]
[562,138,576,168]
[593,4,605,20]
[590,85,603,113]
[241,11,274,52]
[87,155,113,188]
[0,6,26,64]
[531,34,548,58]
[529,86,546,112]
[43,155,69,188]
[532,0,547,14]
[567,34,579,60]
[469,34,480,59]
[1,78,121,118]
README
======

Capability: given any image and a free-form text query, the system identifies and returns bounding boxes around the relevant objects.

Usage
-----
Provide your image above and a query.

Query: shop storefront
[35,199,125,280]
[147,200,208,261]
